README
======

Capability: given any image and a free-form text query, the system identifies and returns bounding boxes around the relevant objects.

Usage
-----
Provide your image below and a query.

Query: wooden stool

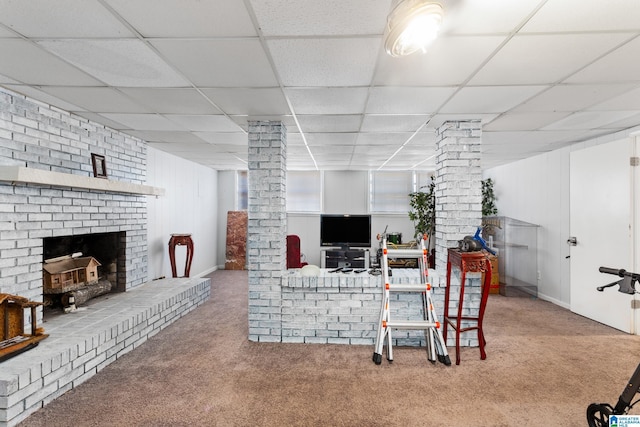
[443,248,492,365]
[169,234,194,278]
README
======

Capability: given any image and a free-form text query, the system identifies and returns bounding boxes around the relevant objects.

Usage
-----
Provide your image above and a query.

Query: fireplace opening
[42,232,126,314]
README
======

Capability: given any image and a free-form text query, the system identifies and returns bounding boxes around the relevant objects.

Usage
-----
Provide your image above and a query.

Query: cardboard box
[488,255,499,294]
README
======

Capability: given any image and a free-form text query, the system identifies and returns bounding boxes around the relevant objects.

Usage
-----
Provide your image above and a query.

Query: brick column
[247,121,287,342]
[434,120,483,274]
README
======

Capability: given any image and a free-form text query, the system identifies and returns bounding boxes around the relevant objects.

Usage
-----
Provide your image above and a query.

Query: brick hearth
[0,276,211,427]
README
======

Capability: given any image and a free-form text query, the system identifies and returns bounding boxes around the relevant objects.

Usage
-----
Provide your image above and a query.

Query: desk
[444,248,492,365]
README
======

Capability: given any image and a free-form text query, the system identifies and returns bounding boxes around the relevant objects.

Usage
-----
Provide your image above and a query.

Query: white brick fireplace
[0,88,211,427]
[0,88,150,308]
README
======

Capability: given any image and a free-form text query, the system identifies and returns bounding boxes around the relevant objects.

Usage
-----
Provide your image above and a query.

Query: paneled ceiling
[1,0,640,171]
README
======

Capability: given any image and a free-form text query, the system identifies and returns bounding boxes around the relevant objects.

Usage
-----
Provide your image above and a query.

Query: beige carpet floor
[18,270,640,426]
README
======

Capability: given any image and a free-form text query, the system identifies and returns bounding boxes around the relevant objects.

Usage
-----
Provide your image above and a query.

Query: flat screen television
[320,214,371,249]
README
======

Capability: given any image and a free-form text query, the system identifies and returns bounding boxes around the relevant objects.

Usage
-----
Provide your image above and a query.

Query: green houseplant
[481,178,498,217]
[408,175,436,242]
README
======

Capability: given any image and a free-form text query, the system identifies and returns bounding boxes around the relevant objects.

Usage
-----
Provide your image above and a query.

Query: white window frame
[237,170,248,210]
[286,170,322,213]
[369,171,414,213]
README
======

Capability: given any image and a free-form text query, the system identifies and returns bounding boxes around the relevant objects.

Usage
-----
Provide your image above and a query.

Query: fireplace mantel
[0,166,165,196]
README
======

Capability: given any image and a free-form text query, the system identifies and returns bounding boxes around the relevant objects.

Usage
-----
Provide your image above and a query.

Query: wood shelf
[0,166,165,196]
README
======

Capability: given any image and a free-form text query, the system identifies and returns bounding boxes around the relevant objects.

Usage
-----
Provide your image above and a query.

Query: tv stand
[321,248,369,269]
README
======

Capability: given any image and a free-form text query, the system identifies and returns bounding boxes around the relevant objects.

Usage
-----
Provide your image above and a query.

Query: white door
[569,137,636,333]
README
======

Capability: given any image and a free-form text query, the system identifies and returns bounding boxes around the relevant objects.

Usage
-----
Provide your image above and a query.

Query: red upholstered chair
[286,235,308,269]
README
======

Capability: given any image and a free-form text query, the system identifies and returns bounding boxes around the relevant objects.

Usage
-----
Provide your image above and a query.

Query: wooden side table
[444,248,492,365]
[168,234,194,278]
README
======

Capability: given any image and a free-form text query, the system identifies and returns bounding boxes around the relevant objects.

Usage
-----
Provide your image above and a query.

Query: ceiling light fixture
[384,0,444,57]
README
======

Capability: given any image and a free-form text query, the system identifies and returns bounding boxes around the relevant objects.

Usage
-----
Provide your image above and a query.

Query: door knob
[567,237,577,246]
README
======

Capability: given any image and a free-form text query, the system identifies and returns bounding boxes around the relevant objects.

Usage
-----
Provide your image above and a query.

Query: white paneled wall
[216,171,238,268]
[484,126,640,307]
[484,149,569,306]
[147,147,218,280]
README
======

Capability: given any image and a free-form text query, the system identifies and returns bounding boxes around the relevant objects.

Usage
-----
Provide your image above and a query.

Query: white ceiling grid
[0,0,638,170]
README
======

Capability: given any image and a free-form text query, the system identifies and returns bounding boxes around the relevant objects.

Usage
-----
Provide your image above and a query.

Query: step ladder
[372,235,451,366]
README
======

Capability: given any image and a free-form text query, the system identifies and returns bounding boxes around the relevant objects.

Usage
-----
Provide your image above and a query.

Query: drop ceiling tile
[482,130,591,149]
[38,87,152,113]
[101,113,187,131]
[356,132,415,146]
[521,0,640,32]
[193,132,249,145]
[484,112,571,131]
[408,153,437,169]
[428,113,500,129]
[125,130,207,144]
[0,39,101,86]
[287,144,310,156]
[385,156,433,170]
[410,129,438,145]
[286,133,304,145]
[542,111,639,130]
[147,141,210,153]
[151,39,278,87]
[366,87,457,114]
[268,38,380,86]
[545,130,608,149]
[201,88,290,116]
[0,73,19,83]
[386,146,431,163]
[164,115,241,132]
[285,88,369,115]
[374,35,506,86]
[0,0,134,37]
[0,26,18,37]
[287,158,315,169]
[75,112,135,130]
[4,85,84,112]
[443,0,542,34]
[599,112,640,129]
[118,88,222,114]
[37,39,189,87]
[190,154,246,170]
[105,0,256,37]
[565,37,640,84]
[352,144,396,155]
[318,163,356,171]
[229,115,296,131]
[296,115,363,133]
[440,86,547,114]
[198,144,247,154]
[470,33,634,85]
[513,84,636,113]
[361,115,430,132]
[311,145,354,154]
[588,87,640,111]
[250,0,391,36]
[305,133,357,146]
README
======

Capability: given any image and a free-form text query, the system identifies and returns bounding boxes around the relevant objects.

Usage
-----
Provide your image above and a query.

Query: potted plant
[481,178,498,217]
[408,175,436,247]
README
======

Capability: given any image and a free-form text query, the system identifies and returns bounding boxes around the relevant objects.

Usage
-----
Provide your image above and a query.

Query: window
[237,170,248,210]
[287,171,321,212]
[370,171,413,213]
[415,171,434,192]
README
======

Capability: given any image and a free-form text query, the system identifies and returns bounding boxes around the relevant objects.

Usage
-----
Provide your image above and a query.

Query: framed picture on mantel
[91,153,107,179]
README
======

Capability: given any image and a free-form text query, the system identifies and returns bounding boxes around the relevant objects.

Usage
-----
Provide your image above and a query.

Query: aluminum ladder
[372,235,451,365]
